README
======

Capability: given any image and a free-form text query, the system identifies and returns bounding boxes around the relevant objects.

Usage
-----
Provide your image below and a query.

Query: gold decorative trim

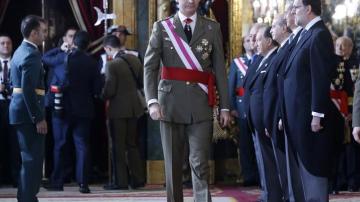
[229,0,243,60]
[148,0,157,35]
[112,0,137,49]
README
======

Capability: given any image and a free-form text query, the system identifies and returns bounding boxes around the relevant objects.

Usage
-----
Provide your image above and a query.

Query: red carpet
[0,185,360,201]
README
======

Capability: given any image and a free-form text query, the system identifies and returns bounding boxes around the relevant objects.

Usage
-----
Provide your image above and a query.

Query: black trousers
[0,100,20,185]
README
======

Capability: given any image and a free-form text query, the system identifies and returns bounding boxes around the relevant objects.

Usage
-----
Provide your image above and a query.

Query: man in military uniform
[228,34,259,186]
[332,36,360,192]
[102,35,145,190]
[100,25,141,74]
[144,0,231,201]
[9,15,48,202]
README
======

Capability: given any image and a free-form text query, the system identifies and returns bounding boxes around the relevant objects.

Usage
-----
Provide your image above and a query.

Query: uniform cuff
[312,111,324,118]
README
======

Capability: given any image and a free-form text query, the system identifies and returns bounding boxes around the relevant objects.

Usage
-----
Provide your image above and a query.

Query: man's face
[292,0,307,27]
[243,35,252,53]
[286,7,296,28]
[270,19,283,43]
[335,38,353,58]
[256,29,270,56]
[249,26,260,52]
[112,32,126,46]
[0,36,12,57]
[63,29,76,46]
[177,0,201,16]
[34,22,48,46]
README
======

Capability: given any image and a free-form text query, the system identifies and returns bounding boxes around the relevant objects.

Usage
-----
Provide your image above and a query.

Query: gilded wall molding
[112,0,137,49]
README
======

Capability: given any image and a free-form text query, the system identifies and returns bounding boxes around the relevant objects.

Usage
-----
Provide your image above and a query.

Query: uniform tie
[2,60,8,83]
[184,18,193,43]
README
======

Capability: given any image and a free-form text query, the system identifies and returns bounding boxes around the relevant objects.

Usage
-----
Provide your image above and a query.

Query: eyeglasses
[292,5,304,10]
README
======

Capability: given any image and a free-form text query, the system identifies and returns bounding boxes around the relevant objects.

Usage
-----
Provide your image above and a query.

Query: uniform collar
[178,11,197,26]
[304,16,321,31]
[23,39,38,49]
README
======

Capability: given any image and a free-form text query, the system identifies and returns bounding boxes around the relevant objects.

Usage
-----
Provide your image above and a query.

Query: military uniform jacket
[228,56,250,119]
[9,41,45,124]
[103,53,144,118]
[144,13,229,124]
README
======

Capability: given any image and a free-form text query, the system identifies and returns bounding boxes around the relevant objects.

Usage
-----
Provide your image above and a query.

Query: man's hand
[352,127,360,144]
[149,103,164,120]
[60,42,71,52]
[311,116,323,132]
[220,110,231,128]
[0,84,4,92]
[230,110,239,118]
[36,120,47,135]
[265,128,270,137]
[278,119,283,131]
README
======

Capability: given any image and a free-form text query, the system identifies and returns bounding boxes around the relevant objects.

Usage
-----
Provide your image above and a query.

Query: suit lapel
[248,52,275,87]
[173,14,188,44]
[284,28,312,75]
[189,15,205,46]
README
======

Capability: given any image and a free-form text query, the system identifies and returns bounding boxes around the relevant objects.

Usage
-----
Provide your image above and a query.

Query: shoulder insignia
[160,15,174,22]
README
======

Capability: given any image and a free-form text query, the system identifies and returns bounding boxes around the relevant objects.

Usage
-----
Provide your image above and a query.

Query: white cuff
[147,99,158,107]
[220,109,230,112]
[312,111,325,118]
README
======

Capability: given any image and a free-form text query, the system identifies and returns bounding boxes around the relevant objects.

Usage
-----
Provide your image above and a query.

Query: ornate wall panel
[112,0,137,48]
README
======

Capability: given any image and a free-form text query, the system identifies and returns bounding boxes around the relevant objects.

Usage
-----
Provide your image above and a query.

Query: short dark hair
[263,26,279,47]
[103,35,121,48]
[0,33,11,39]
[64,27,77,36]
[73,31,90,50]
[303,0,321,16]
[21,15,46,38]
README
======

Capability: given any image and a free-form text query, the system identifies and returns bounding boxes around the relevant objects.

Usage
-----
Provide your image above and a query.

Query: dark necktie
[184,18,193,43]
[288,33,295,44]
[297,29,307,44]
[2,60,8,83]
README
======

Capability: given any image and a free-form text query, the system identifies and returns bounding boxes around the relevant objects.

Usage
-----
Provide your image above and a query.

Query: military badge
[196,45,203,52]
[202,39,209,46]
[208,44,212,52]
[202,52,209,60]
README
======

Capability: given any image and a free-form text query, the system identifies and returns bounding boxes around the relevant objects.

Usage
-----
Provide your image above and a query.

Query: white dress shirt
[0,57,11,100]
[178,11,197,34]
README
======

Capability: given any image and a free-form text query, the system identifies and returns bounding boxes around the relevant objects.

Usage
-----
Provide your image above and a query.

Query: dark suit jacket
[102,53,144,118]
[283,20,344,177]
[246,50,277,137]
[9,41,45,124]
[63,49,102,119]
[263,40,296,149]
[242,55,262,123]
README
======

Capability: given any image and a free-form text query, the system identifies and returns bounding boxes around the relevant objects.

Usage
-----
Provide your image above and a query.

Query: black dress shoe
[43,183,64,191]
[79,184,90,193]
[103,184,128,190]
[182,181,192,188]
[242,180,259,187]
[348,185,359,192]
[130,182,145,189]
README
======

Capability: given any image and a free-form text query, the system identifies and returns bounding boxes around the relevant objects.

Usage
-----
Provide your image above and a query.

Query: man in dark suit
[228,34,259,186]
[0,34,20,188]
[262,14,293,201]
[9,15,48,202]
[44,31,101,194]
[283,0,344,200]
[244,26,282,202]
[102,35,145,190]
